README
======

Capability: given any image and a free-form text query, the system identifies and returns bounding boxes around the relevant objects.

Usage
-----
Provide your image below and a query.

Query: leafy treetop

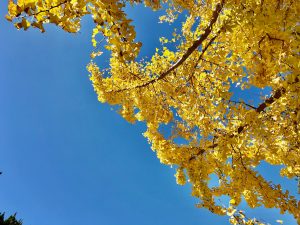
[0,213,22,225]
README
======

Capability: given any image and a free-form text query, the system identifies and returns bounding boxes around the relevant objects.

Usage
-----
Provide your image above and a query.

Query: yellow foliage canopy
[6,0,300,224]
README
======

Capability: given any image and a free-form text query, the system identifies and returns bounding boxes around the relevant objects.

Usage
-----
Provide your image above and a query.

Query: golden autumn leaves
[6,0,300,225]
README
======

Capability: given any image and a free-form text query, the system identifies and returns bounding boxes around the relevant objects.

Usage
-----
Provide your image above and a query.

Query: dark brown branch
[32,0,69,16]
[230,87,286,135]
[229,100,257,110]
[113,0,225,93]
[189,83,293,162]
[256,87,286,113]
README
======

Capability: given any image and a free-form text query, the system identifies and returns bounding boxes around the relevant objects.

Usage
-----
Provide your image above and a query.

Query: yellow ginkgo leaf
[229,199,236,205]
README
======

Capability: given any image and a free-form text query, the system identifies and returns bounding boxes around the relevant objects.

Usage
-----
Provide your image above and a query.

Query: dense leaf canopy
[6,0,300,224]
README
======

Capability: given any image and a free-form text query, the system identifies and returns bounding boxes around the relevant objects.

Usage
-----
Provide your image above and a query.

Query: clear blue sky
[0,2,298,225]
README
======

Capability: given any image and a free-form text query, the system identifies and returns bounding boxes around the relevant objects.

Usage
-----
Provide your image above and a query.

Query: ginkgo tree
[6,0,299,224]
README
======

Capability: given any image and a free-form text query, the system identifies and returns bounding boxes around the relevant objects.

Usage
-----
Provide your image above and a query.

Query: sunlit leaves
[7,0,300,225]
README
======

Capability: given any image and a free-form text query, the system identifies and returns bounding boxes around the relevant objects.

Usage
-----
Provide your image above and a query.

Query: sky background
[0,1,298,225]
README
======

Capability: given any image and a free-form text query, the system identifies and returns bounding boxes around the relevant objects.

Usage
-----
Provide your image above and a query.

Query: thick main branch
[236,87,286,134]
[114,0,225,92]
[189,85,290,161]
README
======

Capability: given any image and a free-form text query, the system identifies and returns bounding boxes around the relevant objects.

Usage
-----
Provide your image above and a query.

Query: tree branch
[256,88,286,113]
[235,87,286,134]
[32,0,70,16]
[229,100,257,110]
[113,0,225,93]
[189,83,294,161]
